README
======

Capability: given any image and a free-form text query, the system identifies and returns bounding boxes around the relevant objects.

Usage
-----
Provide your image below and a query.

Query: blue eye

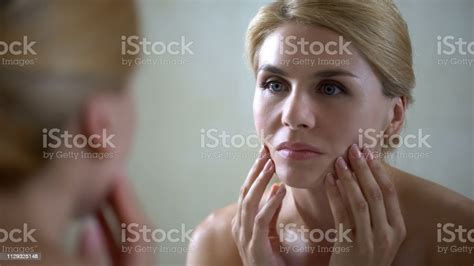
[320,83,344,96]
[264,81,285,93]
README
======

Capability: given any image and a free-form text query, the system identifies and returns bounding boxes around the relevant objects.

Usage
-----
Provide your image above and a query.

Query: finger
[335,156,371,241]
[107,175,154,265]
[266,183,280,203]
[236,146,270,227]
[78,217,105,265]
[348,144,388,230]
[241,146,271,198]
[268,184,281,239]
[252,185,286,246]
[97,209,122,266]
[108,174,148,225]
[241,159,275,240]
[325,172,351,229]
[364,147,404,230]
[335,176,355,227]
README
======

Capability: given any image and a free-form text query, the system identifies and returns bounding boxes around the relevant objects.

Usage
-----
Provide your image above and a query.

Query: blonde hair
[246,0,415,153]
[0,0,138,188]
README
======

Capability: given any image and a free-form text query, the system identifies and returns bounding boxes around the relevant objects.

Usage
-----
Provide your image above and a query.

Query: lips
[275,141,323,160]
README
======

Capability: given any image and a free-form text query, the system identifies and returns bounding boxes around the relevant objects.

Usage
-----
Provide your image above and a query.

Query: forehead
[257,23,373,79]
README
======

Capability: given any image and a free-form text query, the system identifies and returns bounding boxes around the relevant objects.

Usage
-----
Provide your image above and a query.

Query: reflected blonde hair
[246,0,415,153]
[0,0,138,188]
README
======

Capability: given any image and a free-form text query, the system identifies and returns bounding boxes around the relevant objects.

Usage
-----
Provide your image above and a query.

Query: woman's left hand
[324,144,407,266]
[79,174,156,266]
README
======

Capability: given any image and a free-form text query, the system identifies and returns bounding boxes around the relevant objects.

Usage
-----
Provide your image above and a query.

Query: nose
[281,91,316,130]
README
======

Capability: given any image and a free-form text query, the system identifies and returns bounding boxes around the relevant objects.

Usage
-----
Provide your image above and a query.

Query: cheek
[253,92,265,133]
[320,103,374,154]
[253,92,278,142]
[330,102,387,152]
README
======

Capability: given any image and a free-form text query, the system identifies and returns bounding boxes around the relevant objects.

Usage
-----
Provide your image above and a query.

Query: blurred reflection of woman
[0,0,154,265]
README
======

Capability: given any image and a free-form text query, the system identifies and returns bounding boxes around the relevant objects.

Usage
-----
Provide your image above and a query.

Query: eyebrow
[258,64,359,79]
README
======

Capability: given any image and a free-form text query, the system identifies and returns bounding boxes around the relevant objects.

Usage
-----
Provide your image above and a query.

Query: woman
[188,0,474,265]
[0,0,154,265]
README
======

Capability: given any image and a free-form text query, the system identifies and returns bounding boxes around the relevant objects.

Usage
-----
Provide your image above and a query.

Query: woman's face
[77,85,136,216]
[253,23,394,188]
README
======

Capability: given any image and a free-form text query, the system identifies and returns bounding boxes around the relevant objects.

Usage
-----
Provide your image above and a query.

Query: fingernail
[277,184,286,195]
[351,144,362,159]
[267,184,279,201]
[257,146,265,159]
[264,159,274,172]
[270,183,279,193]
[336,157,348,170]
[326,173,336,186]
[260,146,271,160]
[84,218,101,251]
[364,146,374,161]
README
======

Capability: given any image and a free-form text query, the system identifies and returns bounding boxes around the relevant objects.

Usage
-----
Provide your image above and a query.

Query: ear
[80,93,116,153]
[384,96,407,137]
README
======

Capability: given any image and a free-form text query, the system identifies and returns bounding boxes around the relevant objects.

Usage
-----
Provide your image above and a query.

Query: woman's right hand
[231,146,287,266]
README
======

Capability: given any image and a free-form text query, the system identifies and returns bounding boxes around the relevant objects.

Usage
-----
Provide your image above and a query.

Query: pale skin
[0,87,155,266]
[187,23,474,266]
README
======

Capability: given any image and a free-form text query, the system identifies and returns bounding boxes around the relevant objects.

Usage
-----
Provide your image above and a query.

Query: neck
[285,161,396,231]
[286,181,335,231]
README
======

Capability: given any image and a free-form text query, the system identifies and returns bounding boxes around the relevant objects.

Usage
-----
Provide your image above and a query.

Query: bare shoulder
[187,203,242,266]
[186,185,277,266]
[394,168,474,221]
[391,167,474,266]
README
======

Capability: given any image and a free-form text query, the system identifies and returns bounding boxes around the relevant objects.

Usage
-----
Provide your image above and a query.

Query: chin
[275,165,327,189]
